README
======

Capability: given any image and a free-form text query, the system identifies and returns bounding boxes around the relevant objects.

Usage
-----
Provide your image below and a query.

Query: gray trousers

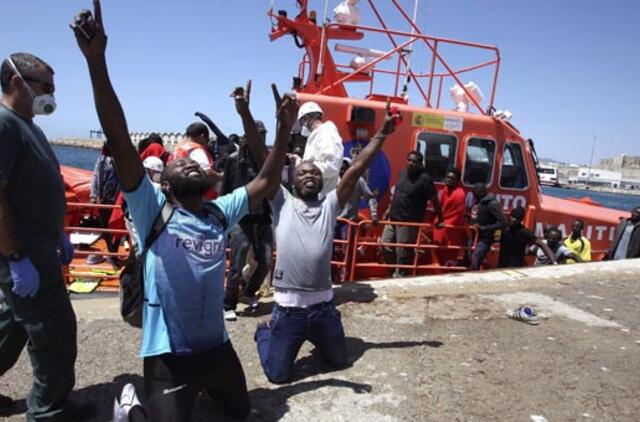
[381,224,419,276]
[0,246,77,421]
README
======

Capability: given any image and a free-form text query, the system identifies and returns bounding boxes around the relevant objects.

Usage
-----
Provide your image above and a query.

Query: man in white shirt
[297,101,344,197]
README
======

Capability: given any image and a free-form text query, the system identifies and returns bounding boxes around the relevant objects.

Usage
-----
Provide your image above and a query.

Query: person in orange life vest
[432,168,467,265]
[169,122,221,199]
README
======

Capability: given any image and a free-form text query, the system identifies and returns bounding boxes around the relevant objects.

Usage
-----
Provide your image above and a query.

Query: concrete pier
[2,259,640,421]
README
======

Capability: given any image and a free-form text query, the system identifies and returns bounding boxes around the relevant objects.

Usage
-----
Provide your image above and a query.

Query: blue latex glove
[59,231,75,265]
[9,257,40,298]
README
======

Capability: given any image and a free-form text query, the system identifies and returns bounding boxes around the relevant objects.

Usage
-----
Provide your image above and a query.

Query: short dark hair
[446,167,461,179]
[1,52,54,93]
[544,224,558,236]
[148,133,163,145]
[185,122,209,139]
[137,137,151,154]
[407,150,423,161]
[572,219,585,229]
[511,205,526,221]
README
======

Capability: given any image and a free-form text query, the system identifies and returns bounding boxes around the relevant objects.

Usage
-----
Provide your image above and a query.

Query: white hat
[297,101,323,121]
[143,156,164,173]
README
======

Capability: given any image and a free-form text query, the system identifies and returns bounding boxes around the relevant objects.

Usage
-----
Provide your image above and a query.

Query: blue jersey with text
[124,176,248,357]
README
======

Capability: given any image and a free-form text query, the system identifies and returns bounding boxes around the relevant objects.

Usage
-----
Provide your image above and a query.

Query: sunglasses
[23,77,55,95]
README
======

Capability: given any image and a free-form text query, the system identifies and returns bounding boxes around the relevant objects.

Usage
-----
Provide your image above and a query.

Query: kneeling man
[255,102,400,383]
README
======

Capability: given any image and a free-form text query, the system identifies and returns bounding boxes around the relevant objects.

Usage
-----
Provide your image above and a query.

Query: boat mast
[400,0,420,100]
[315,0,330,81]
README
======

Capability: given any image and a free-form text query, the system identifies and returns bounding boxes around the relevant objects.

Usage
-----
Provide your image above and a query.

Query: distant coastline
[50,138,103,150]
[557,183,640,197]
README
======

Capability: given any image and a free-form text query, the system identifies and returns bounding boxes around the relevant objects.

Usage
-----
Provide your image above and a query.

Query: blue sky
[1,0,639,165]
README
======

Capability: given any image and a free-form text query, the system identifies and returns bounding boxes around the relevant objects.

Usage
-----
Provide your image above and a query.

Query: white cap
[297,101,323,121]
[143,156,164,173]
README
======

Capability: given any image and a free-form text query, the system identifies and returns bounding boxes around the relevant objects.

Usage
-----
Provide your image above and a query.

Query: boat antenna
[400,0,421,100]
[586,136,597,188]
[316,0,330,81]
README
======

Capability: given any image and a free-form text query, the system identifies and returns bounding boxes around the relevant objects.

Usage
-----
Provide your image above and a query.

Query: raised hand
[70,0,107,58]
[380,99,402,136]
[272,84,298,131]
[231,80,252,116]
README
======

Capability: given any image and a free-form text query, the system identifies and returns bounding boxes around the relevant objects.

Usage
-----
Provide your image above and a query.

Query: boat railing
[275,1,500,114]
[63,202,131,287]
[322,23,499,114]
[343,219,479,281]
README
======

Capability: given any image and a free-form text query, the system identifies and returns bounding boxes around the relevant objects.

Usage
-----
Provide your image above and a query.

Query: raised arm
[337,101,400,207]
[195,111,230,145]
[245,85,298,209]
[232,80,268,166]
[70,0,144,191]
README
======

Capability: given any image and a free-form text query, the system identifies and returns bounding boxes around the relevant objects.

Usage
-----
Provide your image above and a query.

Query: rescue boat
[267,0,626,278]
[61,0,627,285]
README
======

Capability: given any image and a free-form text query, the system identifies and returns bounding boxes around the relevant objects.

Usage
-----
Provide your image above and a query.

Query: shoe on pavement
[0,394,14,415]
[113,383,142,422]
[85,254,105,265]
[224,309,237,321]
[506,306,539,325]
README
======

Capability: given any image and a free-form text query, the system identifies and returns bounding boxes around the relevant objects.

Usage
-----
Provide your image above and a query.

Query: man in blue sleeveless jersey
[71,2,298,420]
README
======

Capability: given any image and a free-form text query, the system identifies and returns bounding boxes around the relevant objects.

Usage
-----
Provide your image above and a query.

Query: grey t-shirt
[0,104,66,247]
[270,185,341,291]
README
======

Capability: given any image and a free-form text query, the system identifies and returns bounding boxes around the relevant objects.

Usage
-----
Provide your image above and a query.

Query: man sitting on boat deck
[498,205,555,268]
[71,2,298,419]
[606,206,640,260]
[563,219,592,263]
[531,225,582,265]
[255,101,401,384]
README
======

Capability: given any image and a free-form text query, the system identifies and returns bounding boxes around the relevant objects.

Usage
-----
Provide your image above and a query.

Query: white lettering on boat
[535,222,616,242]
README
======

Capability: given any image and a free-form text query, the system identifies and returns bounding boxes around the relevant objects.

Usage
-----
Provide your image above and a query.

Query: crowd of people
[0,1,639,421]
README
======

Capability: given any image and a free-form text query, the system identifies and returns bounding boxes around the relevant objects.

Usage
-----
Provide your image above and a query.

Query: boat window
[463,138,496,186]
[500,143,529,189]
[416,133,458,182]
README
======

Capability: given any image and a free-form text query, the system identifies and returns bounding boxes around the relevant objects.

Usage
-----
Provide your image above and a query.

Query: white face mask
[7,58,56,116]
[300,124,311,138]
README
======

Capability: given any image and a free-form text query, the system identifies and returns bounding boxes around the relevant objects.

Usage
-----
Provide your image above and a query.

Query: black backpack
[119,201,228,328]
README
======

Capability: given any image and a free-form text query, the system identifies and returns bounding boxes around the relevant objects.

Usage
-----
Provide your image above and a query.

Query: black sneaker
[57,400,97,422]
[0,394,15,415]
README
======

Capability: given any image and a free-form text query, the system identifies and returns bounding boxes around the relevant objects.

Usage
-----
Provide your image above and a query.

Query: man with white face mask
[0,53,94,420]
[297,101,344,197]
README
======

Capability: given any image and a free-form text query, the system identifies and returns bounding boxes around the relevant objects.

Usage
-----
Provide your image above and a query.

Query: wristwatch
[7,249,26,262]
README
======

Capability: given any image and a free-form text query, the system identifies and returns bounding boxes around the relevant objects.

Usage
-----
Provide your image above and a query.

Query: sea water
[52,145,638,212]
